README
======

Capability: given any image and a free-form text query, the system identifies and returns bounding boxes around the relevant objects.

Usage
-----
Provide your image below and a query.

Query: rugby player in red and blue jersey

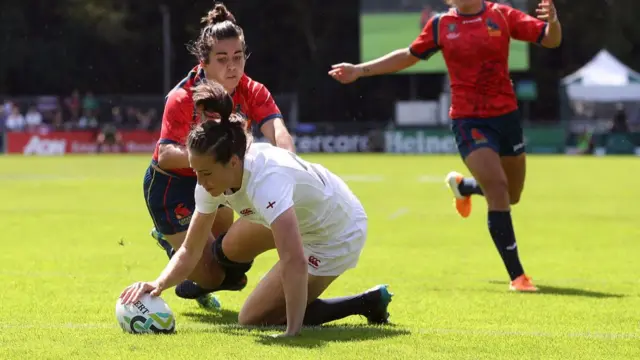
[330,0,561,292]
[144,3,295,309]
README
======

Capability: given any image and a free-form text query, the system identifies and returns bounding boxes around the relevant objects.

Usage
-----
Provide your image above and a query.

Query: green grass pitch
[1,154,639,359]
[361,13,530,73]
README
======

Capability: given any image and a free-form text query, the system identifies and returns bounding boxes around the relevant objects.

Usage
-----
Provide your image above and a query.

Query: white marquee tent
[562,50,640,102]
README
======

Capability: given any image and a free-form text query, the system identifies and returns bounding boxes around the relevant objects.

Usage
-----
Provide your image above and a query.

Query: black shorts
[143,164,198,235]
[451,111,525,159]
[143,163,226,235]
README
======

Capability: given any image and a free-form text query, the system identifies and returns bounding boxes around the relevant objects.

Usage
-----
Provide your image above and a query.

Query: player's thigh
[452,119,509,197]
[143,166,197,236]
[500,154,526,205]
[211,205,234,238]
[221,217,275,263]
[451,118,501,162]
[495,111,527,204]
[464,147,510,208]
[238,219,367,326]
[189,235,226,288]
[238,261,338,326]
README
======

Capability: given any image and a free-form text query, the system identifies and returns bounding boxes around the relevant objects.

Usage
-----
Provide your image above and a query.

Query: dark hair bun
[201,119,217,132]
[203,3,236,25]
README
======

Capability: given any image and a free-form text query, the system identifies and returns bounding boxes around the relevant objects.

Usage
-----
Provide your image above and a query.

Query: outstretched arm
[119,210,217,304]
[505,1,562,49]
[329,15,440,83]
[260,117,296,153]
[536,0,562,48]
[270,207,307,336]
[252,173,307,336]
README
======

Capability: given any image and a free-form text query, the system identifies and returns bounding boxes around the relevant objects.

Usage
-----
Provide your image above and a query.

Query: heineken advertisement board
[384,126,566,154]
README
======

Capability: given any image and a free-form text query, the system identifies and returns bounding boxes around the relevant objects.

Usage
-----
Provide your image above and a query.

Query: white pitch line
[0,174,88,182]
[0,323,637,340]
[388,208,409,220]
[417,175,443,183]
[415,328,640,340]
[2,270,637,286]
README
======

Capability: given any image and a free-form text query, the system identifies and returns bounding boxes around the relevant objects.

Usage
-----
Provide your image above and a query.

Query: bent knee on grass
[237,272,338,327]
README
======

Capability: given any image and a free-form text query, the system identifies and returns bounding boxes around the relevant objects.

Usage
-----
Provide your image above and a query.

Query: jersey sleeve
[194,184,222,214]
[501,4,548,44]
[159,89,193,145]
[409,14,442,60]
[249,172,295,226]
[245,81,282,127]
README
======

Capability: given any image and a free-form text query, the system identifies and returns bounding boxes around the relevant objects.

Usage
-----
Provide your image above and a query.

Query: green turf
[1,154,639,359]
[361,13,530,73]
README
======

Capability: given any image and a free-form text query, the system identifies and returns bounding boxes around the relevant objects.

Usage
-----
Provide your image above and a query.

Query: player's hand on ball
[119,281,163,304]
[329,63,361,84]
[536,0,557,23]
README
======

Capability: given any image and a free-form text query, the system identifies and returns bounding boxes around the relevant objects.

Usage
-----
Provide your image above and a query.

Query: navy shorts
[143,164,197,235]
[451,111,525,159]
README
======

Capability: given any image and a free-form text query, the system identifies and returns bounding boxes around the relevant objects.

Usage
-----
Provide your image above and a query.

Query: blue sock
[458,177,484,196]
[488,211,525,281]
[157,239,175,259]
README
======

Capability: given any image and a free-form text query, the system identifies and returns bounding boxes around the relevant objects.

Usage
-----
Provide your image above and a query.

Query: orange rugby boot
[509,274,539,292]
[445,171,472,218]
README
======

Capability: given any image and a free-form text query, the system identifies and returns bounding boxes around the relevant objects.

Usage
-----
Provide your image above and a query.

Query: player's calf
[302,284,394,326]
[174,233,251,300]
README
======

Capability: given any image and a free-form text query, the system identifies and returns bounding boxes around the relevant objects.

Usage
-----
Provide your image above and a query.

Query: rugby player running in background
[144,2,295,309]
[329,0,561,291]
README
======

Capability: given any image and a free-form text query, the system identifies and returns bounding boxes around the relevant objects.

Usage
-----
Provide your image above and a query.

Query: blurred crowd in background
[1,91,161,133]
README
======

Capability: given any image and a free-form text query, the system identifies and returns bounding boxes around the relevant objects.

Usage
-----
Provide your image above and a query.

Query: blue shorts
[143,164,197,235]
[451,111,525,159]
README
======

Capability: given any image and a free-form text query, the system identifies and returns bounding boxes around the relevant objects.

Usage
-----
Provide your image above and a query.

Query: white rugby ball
[115,294,175,334]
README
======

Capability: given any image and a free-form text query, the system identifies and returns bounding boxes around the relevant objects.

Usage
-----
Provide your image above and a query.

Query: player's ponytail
[188,2,247,64]
[202,2,236,25]
[188,80,251,164]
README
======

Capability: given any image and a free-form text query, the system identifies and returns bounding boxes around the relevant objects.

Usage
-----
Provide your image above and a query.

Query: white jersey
[195,143,367,246]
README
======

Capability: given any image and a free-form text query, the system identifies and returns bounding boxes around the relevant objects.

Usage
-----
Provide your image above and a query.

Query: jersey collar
[456,1,486,17]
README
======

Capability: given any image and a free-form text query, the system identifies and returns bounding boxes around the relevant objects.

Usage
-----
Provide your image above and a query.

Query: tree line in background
[0,0,638,122]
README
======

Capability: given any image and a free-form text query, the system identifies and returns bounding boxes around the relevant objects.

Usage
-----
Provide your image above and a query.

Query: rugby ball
[115,294,175,334]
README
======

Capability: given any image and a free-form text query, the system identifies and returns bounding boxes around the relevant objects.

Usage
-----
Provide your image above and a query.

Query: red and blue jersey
[152,65,282,176]
[410,1,547,119]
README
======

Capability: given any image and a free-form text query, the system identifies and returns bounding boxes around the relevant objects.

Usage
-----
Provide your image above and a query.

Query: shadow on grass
[488,281,625,298]
[181,309,240,325]
[182,310,410,348]
[228,323,411,348]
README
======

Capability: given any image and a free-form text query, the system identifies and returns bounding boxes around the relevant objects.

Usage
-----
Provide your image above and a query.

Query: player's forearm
[155,214,212,290]
[281,258,308,335]
[357,49,418,76]
[275,130,296,153]
[155,246,199,290]
[157,143,191,169]
[541,20,562,48]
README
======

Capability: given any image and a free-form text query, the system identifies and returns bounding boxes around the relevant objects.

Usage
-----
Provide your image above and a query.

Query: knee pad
[212,232,253,279]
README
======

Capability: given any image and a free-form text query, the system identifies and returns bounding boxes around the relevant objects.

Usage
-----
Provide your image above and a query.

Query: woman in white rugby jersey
[121,80,392,337]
